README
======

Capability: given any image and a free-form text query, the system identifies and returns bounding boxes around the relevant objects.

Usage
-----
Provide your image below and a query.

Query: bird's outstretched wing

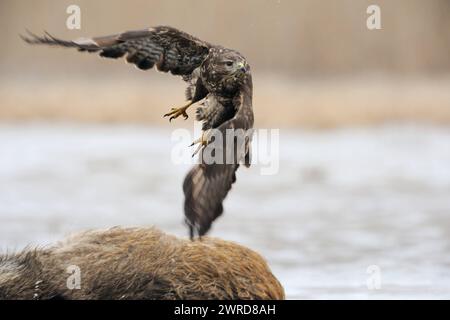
[183,163,238,238]
[21,26,211,75]
[183,84,254,238]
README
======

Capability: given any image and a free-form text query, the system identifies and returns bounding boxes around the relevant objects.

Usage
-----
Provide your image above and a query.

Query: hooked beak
[236,62,247,73]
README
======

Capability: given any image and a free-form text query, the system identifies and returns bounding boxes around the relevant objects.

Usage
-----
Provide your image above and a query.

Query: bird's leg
[163,101,194,122]
[190,129,211,157]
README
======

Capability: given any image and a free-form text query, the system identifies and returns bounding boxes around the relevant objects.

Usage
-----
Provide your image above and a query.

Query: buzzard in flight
[22,26,254,239]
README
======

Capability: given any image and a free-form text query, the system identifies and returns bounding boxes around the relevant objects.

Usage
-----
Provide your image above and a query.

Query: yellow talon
[163,101,194,122]
[190,130,211,157]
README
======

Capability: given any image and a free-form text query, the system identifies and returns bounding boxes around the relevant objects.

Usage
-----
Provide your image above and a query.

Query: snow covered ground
[1,123,450,299]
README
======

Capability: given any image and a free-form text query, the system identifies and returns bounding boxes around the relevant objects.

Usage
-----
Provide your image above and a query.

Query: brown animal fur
[0,227,284,300]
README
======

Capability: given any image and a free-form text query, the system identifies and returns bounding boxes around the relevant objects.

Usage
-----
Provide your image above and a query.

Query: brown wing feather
[183,163,238,238]
[21,26,211,75]
[183,80,254,238]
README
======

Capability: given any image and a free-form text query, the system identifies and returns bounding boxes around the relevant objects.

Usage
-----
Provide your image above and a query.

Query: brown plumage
[0,227,284,300]
[21,26,254,239]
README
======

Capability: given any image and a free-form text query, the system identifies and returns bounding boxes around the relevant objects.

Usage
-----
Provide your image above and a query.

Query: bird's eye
[225,61,233,67]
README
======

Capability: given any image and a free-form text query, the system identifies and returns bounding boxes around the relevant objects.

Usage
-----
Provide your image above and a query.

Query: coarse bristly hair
[0,227,284,300]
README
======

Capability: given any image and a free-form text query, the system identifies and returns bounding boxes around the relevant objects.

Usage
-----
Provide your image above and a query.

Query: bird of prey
[22,26,254,239]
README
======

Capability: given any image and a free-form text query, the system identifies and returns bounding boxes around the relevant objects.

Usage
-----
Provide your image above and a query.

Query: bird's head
[215,49,249,75]
[202,47,250,94]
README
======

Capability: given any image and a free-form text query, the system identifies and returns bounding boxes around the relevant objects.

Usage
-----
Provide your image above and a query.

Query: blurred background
[1,0,450,299]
